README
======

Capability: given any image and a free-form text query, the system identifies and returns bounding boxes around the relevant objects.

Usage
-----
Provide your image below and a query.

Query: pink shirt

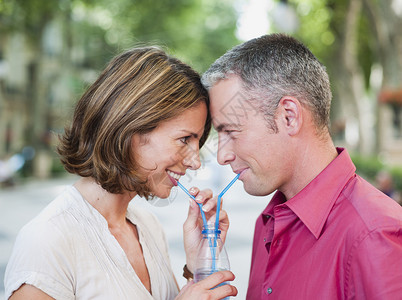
[246,148,402,299]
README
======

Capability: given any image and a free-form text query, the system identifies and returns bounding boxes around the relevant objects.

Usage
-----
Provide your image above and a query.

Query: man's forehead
[211,92,260,127]
[209,75,242,101]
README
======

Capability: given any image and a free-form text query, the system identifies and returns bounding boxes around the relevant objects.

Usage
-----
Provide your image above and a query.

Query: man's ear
[278,96,303,136]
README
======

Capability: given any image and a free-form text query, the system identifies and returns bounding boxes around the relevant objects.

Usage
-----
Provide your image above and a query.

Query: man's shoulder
[338,174,402,232]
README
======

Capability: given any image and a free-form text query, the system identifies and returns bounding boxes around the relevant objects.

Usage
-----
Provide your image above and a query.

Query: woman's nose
[182,145,201,170]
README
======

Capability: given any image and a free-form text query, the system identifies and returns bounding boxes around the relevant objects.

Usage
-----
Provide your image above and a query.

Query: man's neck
[281,134,338,200]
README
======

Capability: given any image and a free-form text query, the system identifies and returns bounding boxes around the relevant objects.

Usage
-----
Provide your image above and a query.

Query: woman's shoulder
[4,187,82,298]
[16,186,86,246]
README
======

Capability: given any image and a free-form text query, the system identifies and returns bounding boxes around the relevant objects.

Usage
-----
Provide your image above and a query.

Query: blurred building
[0,13,402,180]
[0,20,97,179]
[378,89,402,164]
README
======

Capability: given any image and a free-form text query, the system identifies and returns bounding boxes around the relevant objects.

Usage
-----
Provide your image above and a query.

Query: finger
[217,210,229,226]
[180,280,194,293]
[185,187,204,217]
[201,195,218,212]
[185,196,200,221]
[196,270,236,290]
[188,187,200,197]
[216,210,229,242]
[191,188,213,205]
[210,282,238,299]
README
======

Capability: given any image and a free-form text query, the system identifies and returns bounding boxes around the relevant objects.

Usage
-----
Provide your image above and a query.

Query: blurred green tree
[287,0,402,155]
[0,0,239,177]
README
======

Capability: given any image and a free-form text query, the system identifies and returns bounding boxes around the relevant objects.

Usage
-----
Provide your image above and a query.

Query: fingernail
[189,187,196,194]
[195,195,202,202]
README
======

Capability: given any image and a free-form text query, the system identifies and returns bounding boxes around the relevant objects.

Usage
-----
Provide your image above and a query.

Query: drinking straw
[177,173,240,274]
[177,181,208,228]
[215,173,240,231]
[177,181,216,271]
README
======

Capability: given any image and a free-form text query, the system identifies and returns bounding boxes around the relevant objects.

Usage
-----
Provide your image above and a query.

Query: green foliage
[390,167,402,191]
[291,0,335,63]
[292,0,378,94]
[0,0,239,72]
[51,157,68,176]
[351,153,402,192]
[351,153,384,180]
[357,10,375,89]
[87,0,239,72]
[1,0,61,37]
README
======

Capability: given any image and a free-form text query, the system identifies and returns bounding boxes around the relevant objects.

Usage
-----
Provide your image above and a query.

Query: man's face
[209,75,293,197]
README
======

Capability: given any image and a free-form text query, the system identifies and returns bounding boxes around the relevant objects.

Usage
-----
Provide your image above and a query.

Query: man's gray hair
[202,33,332,132]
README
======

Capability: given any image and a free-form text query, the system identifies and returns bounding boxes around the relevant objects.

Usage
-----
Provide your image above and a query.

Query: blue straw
[177,181,216,270]
[212,173,240,272]
[177,181,208,228]
[177,174,240,273]
[215,173,240,231]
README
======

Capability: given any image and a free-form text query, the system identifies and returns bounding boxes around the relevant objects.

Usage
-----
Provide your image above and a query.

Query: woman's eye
[180,136,191,144]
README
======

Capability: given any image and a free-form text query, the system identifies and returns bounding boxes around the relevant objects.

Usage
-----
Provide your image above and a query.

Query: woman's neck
[74,177,136,228]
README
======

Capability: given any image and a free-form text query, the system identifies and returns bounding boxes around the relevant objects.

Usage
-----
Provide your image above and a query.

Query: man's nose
[217,138,235,166]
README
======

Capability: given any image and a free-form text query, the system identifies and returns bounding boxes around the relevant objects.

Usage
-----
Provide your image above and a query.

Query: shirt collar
[262,191,286,219]
[263,148,356,238]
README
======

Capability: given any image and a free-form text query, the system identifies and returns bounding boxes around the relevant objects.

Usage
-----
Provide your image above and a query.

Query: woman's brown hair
[57,46,211,197]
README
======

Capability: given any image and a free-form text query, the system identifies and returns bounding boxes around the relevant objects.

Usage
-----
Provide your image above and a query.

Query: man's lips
[234,168,247,180]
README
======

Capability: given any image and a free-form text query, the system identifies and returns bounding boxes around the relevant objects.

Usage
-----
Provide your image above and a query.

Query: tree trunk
[333,0,374,155]
[363,0,402,154]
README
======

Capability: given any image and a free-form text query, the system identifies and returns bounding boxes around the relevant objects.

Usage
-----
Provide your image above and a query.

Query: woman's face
[132,103,208,199]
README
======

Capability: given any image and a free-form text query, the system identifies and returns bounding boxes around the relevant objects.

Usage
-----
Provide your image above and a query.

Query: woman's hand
[175,271,237,300]
[183,187,229,273]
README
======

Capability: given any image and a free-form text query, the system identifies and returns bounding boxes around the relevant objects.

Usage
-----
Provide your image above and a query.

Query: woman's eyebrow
[179,130,200,138]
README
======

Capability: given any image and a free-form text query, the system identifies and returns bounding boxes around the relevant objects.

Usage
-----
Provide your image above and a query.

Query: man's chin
[244,183,271,197]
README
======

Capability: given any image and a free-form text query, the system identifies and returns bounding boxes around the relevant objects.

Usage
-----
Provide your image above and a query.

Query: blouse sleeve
[4,218,76,300]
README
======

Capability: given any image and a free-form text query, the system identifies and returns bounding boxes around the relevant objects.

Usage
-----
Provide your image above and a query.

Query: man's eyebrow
[215,123,239,132]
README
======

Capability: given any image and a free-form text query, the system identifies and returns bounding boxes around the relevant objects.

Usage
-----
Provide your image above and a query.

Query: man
[201,34,402,299]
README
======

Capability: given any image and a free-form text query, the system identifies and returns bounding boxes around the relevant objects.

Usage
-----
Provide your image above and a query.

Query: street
[0,164,269,299]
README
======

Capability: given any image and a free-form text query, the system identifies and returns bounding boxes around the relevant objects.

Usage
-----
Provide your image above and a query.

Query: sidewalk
[0,167,269,299]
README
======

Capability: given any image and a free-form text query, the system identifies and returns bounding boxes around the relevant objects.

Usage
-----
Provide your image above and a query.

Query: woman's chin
[152,187,173,199]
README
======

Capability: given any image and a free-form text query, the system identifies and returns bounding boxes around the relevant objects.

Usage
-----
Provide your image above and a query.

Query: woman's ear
[278,96,303,136]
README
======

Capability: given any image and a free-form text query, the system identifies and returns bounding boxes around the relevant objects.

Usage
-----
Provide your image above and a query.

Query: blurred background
[1,0,402,298]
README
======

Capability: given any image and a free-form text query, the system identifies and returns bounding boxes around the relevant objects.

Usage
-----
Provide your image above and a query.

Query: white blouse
[5,186,179,300]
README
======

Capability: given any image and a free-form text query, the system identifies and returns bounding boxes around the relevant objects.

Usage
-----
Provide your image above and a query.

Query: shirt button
[263,238,266,242]
[267,287,273,294]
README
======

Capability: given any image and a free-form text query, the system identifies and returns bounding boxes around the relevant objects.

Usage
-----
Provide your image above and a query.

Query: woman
[5,47,237,299]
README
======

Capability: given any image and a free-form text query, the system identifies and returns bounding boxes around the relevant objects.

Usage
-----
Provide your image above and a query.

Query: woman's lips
[167,170,182,186]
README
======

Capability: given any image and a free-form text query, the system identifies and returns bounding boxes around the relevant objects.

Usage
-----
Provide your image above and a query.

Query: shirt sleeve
[347,226,402,299]
[4,219,76,300]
